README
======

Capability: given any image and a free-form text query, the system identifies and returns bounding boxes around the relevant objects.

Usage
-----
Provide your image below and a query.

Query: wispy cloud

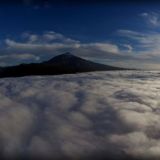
[117,29,160,58]
[0,53,40,61]
[22,31,80,44]
[121,44,133,53]
[140,12,160,27]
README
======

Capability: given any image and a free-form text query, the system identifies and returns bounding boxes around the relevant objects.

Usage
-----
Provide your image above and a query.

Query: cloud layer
[0,71,160,159]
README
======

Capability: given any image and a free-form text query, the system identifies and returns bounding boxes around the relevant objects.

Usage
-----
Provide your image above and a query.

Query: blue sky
[1,1,160,69]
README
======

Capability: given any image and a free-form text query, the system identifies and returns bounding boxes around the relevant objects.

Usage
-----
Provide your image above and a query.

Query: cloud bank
[0,71,160,159]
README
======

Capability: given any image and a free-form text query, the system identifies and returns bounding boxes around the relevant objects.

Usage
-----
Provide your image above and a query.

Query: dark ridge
[0,52,130,78]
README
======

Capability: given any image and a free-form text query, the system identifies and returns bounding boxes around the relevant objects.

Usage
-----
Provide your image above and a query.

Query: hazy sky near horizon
[1,0,160,69]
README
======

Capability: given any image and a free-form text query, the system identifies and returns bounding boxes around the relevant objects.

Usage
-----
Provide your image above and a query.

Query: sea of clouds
[0,71,160,159]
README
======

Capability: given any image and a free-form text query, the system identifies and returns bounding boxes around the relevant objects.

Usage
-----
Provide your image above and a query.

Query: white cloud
[5,38,78,50]
[0,71,159,159]
[21,31,80,44]
[28,34,38,43]
[82,42,119,54]
[121,44,133,53]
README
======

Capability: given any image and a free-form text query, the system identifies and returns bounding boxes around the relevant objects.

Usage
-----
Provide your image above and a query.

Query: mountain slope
[0,52,127,78]
[43,52,124,71]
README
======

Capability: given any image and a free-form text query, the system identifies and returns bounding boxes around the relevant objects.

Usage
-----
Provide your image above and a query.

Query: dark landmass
[0,52,130,78]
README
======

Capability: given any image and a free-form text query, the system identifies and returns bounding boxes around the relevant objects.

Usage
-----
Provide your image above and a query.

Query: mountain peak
[63,52,73,56]
[59,52,77,58]
[44,52,79,64]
